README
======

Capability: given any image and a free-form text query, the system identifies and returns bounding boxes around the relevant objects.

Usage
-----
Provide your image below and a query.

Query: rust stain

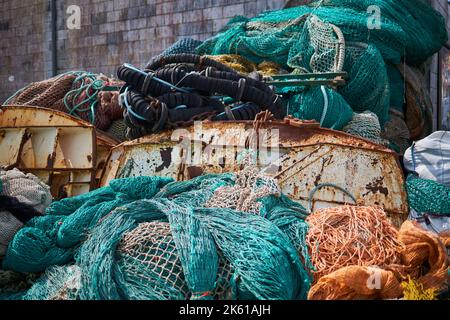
[187,166,204,179]
[314,155,333,186]
[364,177,388,197]
[155,147,172,172]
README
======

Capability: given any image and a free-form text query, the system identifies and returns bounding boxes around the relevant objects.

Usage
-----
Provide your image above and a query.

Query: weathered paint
[100,120,409,222]
[0,105,119,198]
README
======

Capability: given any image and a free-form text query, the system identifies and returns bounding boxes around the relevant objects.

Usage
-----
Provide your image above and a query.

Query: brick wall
[0,0,287,102]
[0,0,51,102]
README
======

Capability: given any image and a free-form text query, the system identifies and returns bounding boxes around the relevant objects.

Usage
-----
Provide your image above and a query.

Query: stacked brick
[0,0,286,102]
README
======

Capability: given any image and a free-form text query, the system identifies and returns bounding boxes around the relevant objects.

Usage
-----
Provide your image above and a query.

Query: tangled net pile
[306,206,403,281]
[3,71,123,131]
[197,0,448,146]
[1,155,312,300]
[306,206,449,300]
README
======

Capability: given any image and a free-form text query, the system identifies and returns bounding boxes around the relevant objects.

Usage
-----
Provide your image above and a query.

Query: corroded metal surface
[0,105,119,198]
[100,119,408,219]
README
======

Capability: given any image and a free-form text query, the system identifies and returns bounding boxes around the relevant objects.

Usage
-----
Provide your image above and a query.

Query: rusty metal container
[100,119,408,224]
[0,105,118,198]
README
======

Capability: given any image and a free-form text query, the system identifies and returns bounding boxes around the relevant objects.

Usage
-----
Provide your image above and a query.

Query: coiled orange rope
[307,213,449,300]
[306,205,404,281]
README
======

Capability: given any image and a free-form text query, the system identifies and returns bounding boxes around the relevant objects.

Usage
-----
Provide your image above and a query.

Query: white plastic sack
[404,131,450,187]
[409,209,450,235]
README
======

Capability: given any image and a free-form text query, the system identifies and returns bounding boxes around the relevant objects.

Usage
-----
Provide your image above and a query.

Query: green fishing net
[2,157,312,300]
[288,85,353,130]
[406,175,450,215]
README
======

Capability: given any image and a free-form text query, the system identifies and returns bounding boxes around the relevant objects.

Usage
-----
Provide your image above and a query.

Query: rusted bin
[100,118,408,226]
[0,105,119,198]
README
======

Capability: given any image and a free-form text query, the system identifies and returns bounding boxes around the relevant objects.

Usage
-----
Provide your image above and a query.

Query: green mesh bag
[338,43,390,125]
[288,85,353,130]
[342,111,387,145]
[317,0,448,64]
[386,63,405,114]
[406,175,450,215]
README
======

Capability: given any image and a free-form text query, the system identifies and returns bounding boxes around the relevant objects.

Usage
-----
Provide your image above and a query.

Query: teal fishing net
[3,176,173,273]
[2,157,312,300]
[338,43,390,125]
[386,63,405,114]
[318,0,448,64]
[197,1,447,129]
[288,85,353,130]
[198,1,447,65]
[406,175,450,215]
[342,111,387,145]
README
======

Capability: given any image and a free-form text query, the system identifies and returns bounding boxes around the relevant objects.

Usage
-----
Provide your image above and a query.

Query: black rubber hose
[212,103,262,121]
[167,107,216,123]
[157,92,205,109]
[155,67,275,108]
[119,63,283,117]
[207,69,273,94]
[117,65,172,97]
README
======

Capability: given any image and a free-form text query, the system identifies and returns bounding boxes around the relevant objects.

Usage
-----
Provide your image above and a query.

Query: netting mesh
[117,221,233,300]
[21,265,81,300]
[288,85,354,130]
[338,43,390,125]
[406,175,450,215]
[205,156,281,215]
[306,205,404,282]
[318,0,448,64]
[6,74,76,108]
[4,72,123,131]
[342,111,388,145]
[288,15,344,73]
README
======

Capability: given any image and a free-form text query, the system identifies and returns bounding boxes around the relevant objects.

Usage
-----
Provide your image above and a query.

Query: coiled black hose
[212,103,262,121]
[118,54,285,139]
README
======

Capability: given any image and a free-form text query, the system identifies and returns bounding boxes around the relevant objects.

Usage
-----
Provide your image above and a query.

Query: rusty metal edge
[110,120,398,156]
[1,105,94,126]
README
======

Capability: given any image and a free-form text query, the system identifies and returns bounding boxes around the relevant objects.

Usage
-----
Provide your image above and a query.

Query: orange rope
[306,205,404,282]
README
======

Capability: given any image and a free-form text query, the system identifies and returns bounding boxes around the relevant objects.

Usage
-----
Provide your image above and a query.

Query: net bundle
[4,72,123,131]
[406,175,450,215]
[2,154,312,300]
[318,0,448,64]
[288,85,353,130]
[197,1,447,135]
[338,43,390,125]
[308,220,449,300]
[305,205,404,282]
[342,111,388,145]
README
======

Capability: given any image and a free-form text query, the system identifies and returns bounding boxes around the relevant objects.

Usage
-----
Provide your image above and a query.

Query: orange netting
[306,205,404,281]
[308,219,449,300]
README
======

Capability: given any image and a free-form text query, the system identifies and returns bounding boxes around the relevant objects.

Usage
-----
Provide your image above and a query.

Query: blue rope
[308,183,357,213]
[123,63,192,94]
[122,87,149,122]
